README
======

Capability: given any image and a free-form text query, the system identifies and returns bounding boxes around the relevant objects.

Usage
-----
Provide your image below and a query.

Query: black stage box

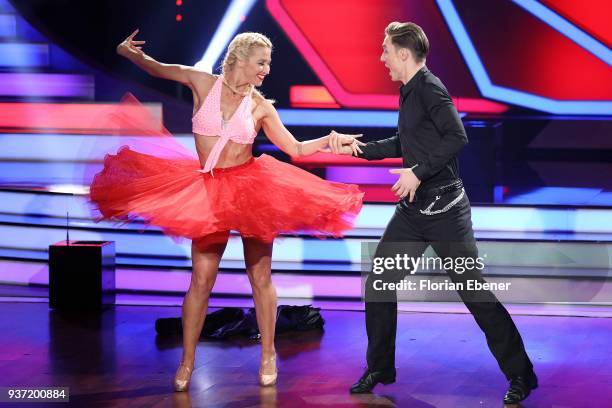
[49,241,116,310]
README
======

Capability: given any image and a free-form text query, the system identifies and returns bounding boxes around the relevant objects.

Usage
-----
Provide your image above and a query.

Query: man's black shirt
[357,66,468,191]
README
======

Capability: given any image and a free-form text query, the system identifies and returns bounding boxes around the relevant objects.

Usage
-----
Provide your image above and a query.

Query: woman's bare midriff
[194,133,253,169]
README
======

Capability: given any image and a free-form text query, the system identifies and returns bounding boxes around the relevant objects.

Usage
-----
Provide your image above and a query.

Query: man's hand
[322,130,366,156]
[389,168,421,201]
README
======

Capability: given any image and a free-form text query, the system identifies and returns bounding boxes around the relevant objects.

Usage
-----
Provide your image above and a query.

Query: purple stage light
[0,73,94,98]
[0,43,49,68]
[0,14,16,38]
[326,166,399,185]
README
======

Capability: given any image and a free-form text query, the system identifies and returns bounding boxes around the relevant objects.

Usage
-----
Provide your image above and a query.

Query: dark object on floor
[276,305,325,332]
[48,240,116,311]
[155,305,325,339]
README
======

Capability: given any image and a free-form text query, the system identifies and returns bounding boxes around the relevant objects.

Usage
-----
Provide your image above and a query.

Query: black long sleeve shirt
[357,66,468,192]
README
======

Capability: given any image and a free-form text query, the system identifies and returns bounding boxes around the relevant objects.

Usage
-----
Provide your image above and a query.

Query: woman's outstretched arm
[260,98,362,157]
[116,29,211,88]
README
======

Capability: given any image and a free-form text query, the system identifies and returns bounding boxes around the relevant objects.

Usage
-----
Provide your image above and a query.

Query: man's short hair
[385,22,429,63]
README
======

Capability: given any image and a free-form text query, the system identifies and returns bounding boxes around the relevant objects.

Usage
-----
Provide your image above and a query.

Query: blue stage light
[277,109,399,127]
[512,0,611,66]
[436,0,612,115]
[194,0,258,73]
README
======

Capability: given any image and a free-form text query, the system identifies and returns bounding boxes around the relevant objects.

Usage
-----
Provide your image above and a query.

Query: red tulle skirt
[87,94,363,244]
[90,147,363,244]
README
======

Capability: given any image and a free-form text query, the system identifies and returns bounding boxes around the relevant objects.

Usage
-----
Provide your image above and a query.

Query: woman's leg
[180,231,229,367]
[242,237,277,366]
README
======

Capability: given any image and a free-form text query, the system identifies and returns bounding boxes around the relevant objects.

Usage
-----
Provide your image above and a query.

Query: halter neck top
[192,75,257,173]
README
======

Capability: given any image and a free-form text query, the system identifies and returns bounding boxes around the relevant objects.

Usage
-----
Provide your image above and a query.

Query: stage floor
[1,295,611,408]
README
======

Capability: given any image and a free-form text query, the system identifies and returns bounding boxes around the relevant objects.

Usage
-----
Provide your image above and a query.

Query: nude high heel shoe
[259,354,278,386]
[174,362,193,392]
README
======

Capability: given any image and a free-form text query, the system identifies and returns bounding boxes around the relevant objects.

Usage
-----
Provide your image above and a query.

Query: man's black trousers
[364,188,535,380]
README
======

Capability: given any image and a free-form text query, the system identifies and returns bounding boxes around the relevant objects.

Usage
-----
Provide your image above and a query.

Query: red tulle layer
[87,93,363,243]
[90,150,364,243]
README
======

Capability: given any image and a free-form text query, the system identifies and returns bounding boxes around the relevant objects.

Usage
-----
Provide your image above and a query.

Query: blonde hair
[221,32,273,74]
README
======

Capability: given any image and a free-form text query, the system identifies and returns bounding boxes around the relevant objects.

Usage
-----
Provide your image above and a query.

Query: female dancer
[91,30,363,391]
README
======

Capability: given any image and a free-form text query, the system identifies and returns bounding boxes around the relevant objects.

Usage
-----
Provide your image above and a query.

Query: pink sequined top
[192,75,257,173]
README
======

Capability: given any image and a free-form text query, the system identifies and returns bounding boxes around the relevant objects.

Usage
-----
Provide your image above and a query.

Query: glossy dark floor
[1,299,611,408]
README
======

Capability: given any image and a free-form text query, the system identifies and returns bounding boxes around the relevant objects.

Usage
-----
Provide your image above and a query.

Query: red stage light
[290,86,340,108]
[291,153,402,167]
[0,102,164,134]
[289,85,507,113]
[176,14,182,22]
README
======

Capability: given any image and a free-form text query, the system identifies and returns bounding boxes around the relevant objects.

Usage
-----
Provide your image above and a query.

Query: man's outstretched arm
[329,131,401,159]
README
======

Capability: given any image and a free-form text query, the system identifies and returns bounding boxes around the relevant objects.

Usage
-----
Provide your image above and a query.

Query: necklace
[222,79,251,97]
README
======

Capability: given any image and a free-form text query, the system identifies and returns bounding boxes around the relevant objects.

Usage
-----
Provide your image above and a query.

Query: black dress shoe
[349,369,396,394]
[503,372,538,404]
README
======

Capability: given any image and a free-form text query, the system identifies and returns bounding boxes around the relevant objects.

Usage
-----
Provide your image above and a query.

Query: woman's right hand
[116,29,146,58]
[327,130,365,156]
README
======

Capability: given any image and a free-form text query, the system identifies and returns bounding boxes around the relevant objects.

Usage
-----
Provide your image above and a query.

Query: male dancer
[329,22,538,405]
